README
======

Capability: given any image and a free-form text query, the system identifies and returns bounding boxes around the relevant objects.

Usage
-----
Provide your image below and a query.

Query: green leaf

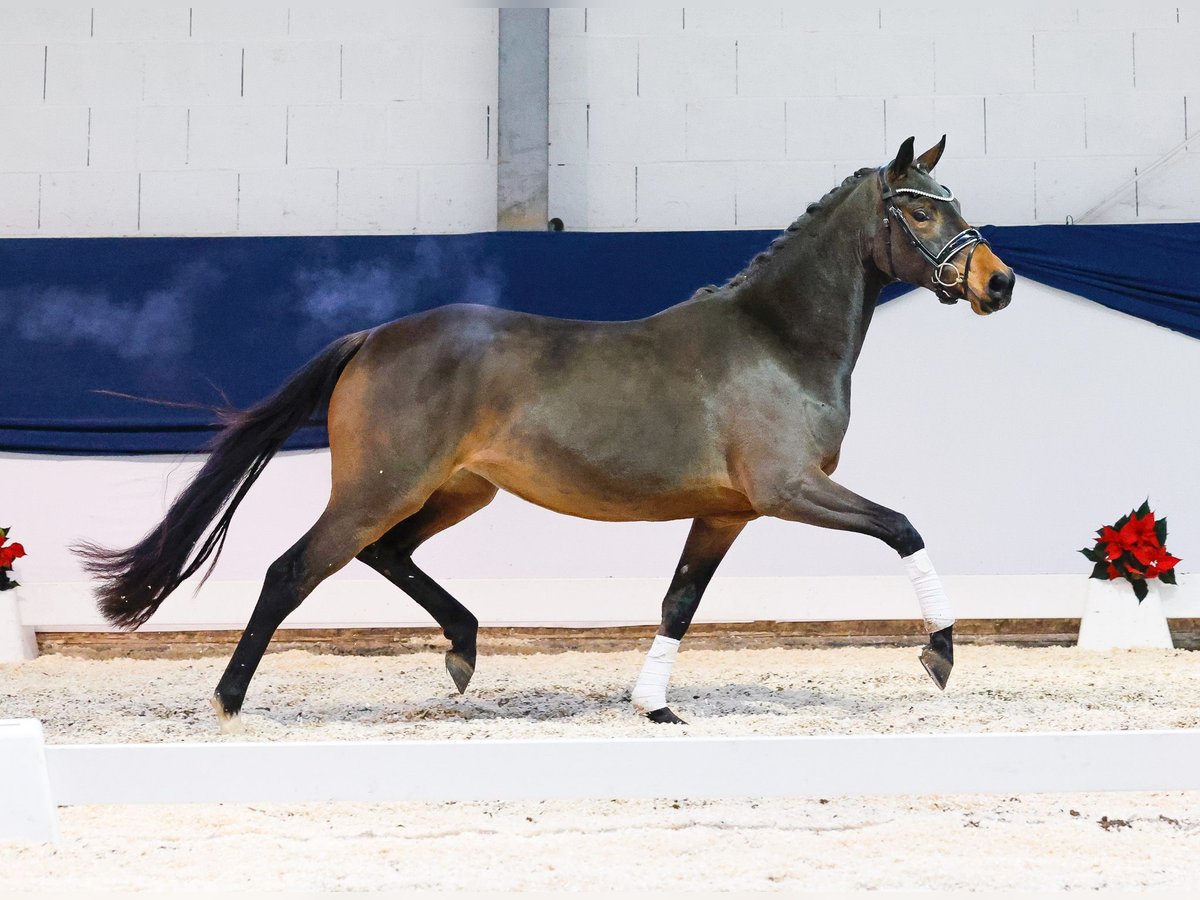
[1114,514,1130,531]
[1160,569,1178,586]
[1132,579,1149,603]
[1090,561,1110,580]
[0,526,7,540]
[1155,518,1168,545]
[1080,547,1101,563]
[1136,498,1152,518]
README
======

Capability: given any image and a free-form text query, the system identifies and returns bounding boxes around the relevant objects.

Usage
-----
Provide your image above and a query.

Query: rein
[877,167,989,305]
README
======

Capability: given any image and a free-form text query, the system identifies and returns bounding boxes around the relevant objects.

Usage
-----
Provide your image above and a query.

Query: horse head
[875,135,1015,315]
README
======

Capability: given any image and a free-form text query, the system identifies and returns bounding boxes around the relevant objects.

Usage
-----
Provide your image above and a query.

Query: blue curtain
[3,223,1197,454]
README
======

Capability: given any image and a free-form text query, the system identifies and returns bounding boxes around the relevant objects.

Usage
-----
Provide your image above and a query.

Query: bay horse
[78,136,1015,729]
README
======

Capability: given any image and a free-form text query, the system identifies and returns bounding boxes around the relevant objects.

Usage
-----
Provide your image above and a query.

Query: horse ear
[915,134,947,172]
[887,136,915,180]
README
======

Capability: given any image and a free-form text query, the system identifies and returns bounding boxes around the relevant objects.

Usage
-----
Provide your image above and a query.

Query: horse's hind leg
[210,491,429,732]
[356,470,498,694]
[632,516,747,725]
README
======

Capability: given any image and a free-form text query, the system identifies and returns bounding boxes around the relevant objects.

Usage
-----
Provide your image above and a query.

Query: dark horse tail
[75,331,370,630]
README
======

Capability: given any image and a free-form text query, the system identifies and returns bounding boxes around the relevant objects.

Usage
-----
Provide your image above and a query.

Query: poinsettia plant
[0,526,26,592]
[1080,501,1180,602]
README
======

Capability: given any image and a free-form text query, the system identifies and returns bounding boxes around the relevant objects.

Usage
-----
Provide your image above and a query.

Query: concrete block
[548,101,586,166]
[933,157,1036,225]
[885,97,986,160]
[550,8,586,36]
[0,5,91,41]
[189,2,290,40]
[985,94,1085,158]
[733,160,839,229]
[387,101,489,165]
[340,39,421,103]
[687,98,785,161]
[785,6,882,30]
[935,31,1034,94]
[635,161,736,230]
[90,3,189,40]
[1078,2,1182,27]
[1134,30,1200,91]
[0,173,41,235]
[238,168,339,234]
[548,163,636,230]
[786,97,885,162]
[88,106,188,170]
[142,43,242,104]
[584,8,684,35]
[1137,151,1200,220]
[0,43,46,103]
[0,105,87,171]
[420,35,498,102]
[39,171,139,235]
[833,32,936,97]
[683,7,784,34]
[734,35,837,98]
[335,167,419,233]
[550,35,639,102]
[44,43,144,104]
[1035,30,1134,92]
[418,164,497,232]
[188,105,286,169]
[286,2,404,39]
[242,42,340,103]
[882,1,1076,31]
[1036,156,1140,224]
[586,100,686,163]
[139,170,239,235]
[638,35,736,100]
[287,105,389,167]
[1086,92,1185,155]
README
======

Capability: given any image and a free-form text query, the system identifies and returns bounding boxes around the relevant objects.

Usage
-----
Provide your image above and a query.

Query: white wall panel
[139,169,239,234]
[237,167,338,234]
[38,170,138,234]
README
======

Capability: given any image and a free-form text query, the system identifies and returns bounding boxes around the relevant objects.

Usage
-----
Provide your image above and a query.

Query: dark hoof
[646,707,688,725]
[445,651,475,694]
[919,625,954,691]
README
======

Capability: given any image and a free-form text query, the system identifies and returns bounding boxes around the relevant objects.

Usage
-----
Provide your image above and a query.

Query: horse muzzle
[982,268,1015,313]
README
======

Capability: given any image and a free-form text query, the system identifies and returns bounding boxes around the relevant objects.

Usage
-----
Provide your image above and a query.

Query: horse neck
[738,195,887,372]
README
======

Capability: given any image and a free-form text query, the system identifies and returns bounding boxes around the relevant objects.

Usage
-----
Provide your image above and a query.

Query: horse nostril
[988,269,1015,300]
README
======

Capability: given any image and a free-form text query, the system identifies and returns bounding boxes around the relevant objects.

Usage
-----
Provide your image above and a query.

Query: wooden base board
[34,619,1200,658]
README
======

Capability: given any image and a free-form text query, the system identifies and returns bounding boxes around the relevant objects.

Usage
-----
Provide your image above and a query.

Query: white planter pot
[0,588,38,662]
[1077,578,1174,650]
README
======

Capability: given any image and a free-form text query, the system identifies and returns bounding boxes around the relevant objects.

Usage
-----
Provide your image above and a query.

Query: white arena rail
[5,720,1200,843]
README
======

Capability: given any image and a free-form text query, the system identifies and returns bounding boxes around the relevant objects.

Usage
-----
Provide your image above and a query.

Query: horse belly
[465,428,748,523]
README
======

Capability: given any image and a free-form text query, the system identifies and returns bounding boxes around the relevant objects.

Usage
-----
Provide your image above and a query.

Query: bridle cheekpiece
[877,167,989,305]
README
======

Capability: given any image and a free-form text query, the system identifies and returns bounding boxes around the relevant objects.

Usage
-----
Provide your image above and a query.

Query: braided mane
[689,167,876,300]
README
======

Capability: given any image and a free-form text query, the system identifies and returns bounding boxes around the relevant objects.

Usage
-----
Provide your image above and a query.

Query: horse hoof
[646,707,688,725]
[919,625,954,691]
[445,651,475,694]
[210,696,244,735]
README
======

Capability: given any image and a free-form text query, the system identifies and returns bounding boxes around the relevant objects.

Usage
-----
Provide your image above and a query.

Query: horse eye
[912,209,930,222]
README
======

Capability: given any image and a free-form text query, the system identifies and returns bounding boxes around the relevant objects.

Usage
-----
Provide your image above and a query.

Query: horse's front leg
[632,516,748,724]
[747,467,954,689]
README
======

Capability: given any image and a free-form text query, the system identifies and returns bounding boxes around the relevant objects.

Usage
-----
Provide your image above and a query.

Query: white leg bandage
[902,549,955,633]
[631,635,680,713]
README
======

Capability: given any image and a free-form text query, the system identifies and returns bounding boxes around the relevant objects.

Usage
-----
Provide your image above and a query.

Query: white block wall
[0,1,497,236]
[549,3,1200,231]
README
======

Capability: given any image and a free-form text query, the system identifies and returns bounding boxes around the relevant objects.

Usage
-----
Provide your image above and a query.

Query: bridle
[877,167,989,305]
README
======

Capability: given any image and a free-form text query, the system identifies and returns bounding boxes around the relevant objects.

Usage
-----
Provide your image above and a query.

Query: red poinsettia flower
[1144,549,1181,580]
[0,541,25,569]
[1106,563,1121,580]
